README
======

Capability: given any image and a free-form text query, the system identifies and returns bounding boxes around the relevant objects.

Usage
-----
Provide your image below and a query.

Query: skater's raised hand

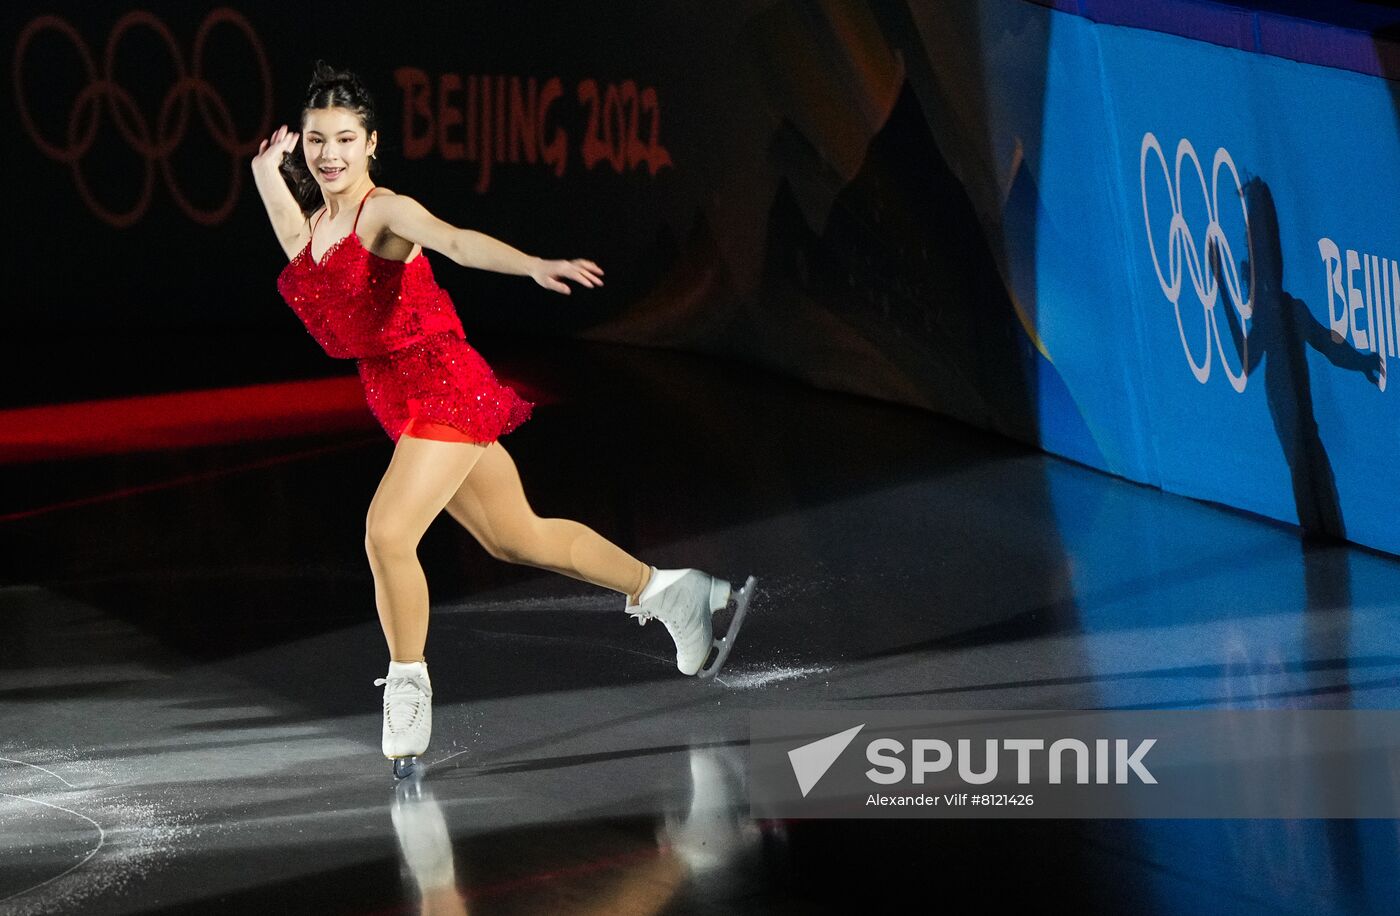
[530,258,604,295]
[252,124,300,171]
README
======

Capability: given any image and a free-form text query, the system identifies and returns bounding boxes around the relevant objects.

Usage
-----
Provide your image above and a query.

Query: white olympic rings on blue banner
[1140,132,1255,392]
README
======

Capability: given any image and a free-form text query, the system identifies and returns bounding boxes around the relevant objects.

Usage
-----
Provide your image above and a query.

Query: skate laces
[627,596,694,645]
[374,675,432,732]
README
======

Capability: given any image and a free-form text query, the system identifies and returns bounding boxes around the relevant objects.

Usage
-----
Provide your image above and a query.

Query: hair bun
[308,59,357,92]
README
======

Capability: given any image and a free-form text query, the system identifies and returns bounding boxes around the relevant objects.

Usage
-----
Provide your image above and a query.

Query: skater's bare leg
[442,441,652,601]
[366,434,490,662]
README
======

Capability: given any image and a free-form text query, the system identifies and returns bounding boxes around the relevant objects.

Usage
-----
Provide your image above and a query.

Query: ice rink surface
[4,337,1399,914]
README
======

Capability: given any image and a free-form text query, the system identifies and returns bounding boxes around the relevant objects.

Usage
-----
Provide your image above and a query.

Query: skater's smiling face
[301,107,377,189]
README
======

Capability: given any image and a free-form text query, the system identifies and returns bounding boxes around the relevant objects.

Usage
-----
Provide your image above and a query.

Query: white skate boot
[625,567,759,677]
[374,660,433,780]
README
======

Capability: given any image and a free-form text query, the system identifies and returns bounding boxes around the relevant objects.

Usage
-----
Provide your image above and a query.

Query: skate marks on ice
[696,561,963,685]
[434,590,705,672]
[699,572,839,686]
[0,756,76,790]
[706,576,832,687]
[0,792,104,908]
[437,591,679,668]
[434,572,837,684]
[703,573,829,688]
[435,592,622,615]
[468,626,678,669]
[0,746,193,915]
[424,713,490,769]
[711,664,833,690]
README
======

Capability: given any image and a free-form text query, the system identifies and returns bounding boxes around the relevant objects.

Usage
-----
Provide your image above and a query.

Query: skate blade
[697,575,757,680]
[392,756,424,782]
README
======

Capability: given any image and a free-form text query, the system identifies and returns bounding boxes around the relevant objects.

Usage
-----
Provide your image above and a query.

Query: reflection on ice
[391,767,469,916]
[660,745,764,876]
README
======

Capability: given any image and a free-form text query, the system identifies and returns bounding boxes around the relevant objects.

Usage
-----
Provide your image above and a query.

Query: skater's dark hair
[280,60,382,216]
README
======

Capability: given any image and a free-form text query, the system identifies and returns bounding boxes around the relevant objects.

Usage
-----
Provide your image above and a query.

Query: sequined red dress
[276,187,533,444]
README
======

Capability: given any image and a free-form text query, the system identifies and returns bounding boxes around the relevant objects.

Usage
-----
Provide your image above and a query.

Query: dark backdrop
[5,0,1044,452]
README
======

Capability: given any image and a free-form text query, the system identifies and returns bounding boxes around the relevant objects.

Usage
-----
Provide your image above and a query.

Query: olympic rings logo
[1140,132,1255,392]
[13,9,272,227]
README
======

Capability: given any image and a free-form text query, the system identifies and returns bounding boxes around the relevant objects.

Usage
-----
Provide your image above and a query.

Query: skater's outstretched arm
[250,125,312,261]
[371,194,605,294]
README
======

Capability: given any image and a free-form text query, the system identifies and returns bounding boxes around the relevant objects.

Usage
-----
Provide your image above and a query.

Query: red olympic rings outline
[13,8,272,227]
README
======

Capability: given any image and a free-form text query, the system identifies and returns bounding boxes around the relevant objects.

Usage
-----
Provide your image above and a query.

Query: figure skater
[250,62,755,779]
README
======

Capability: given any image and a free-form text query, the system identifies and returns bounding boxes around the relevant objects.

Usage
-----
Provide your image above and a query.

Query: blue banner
[964,1,1400,553]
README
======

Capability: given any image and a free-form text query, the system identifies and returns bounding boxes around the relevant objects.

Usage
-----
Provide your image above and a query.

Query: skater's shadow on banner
[1217,178,1367,736]
[1223,170,1378,909]
[1217,176,1381,546]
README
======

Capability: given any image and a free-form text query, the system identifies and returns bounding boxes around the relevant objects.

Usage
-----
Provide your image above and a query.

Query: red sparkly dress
[276,187,533,444]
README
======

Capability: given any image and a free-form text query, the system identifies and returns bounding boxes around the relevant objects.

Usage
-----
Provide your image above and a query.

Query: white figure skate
[626,568,758,678]
[374,660,433,780]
